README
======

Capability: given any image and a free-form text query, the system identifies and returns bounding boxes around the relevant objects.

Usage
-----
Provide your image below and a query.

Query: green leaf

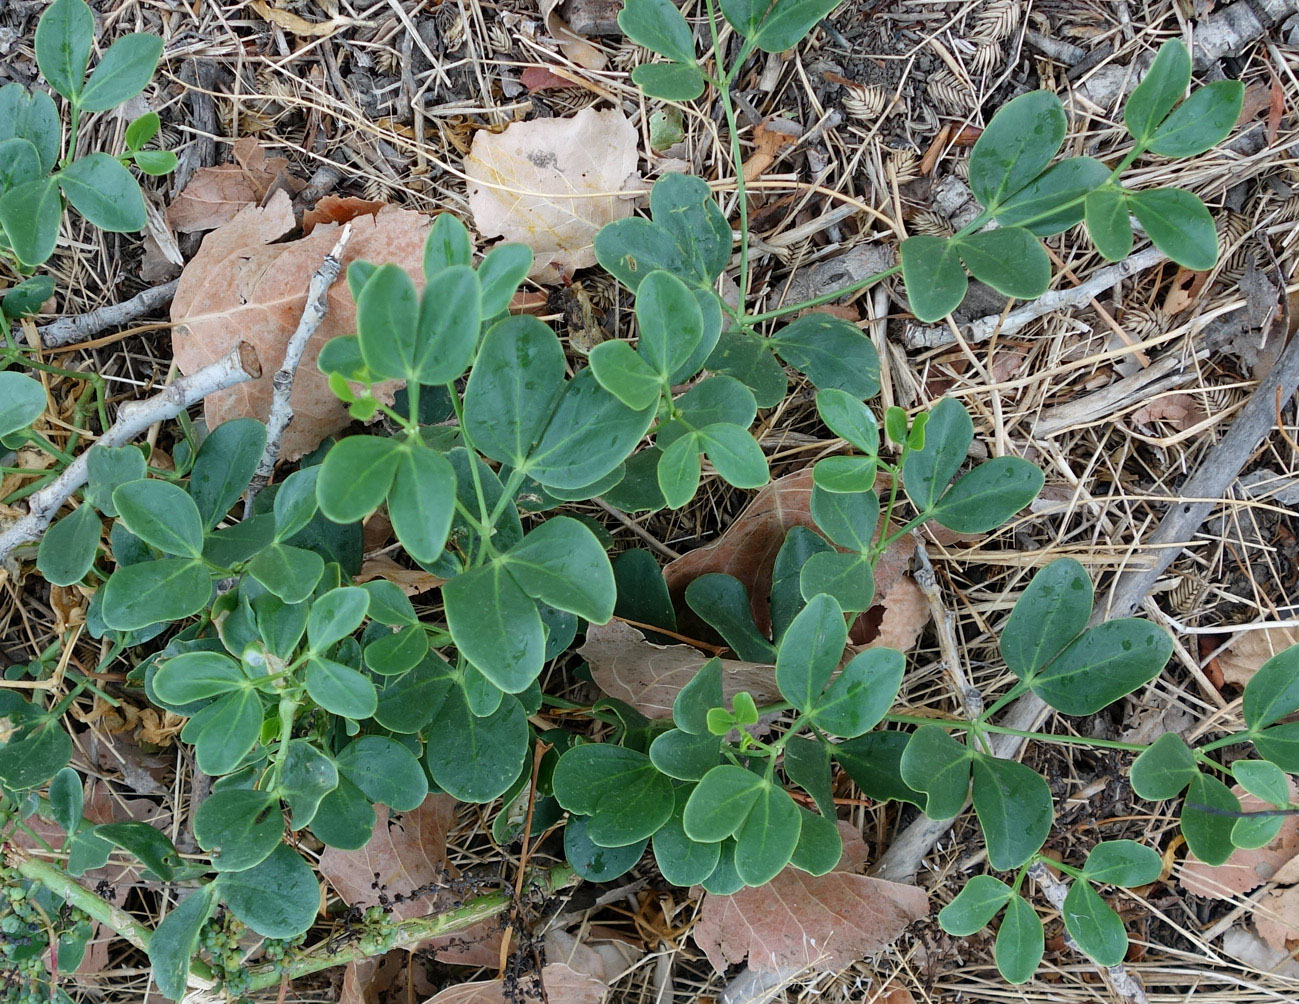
[740,0,839,53]
[528,370,655,490]
[387,442,455,563]
[1181,771,1240,865]
[153,652,245,704]
[192,789,281,872]
[374,657,452,734]
[0,137,42,191]
[649,728,722,781]
[900,724,971,819]
[101,558,211,630]
[995,894,1044,984]
[698,423,768,489]
[701,840,745,894]
[900,234,967,323]
[631,61,705,101]
[0,177,62,266]
[0,84,60,173]
[931,456,1044,533]
[1252,722,1299,772]
[1062,881,1127,966]
[1130,731,1196,800]
[775,593,847,712]
[783,736,834,816]
[426,689,529,802]
[215,844,318,938]
[114,479,204,557]
[82,447,144,518]
[971,754,1053,870]
[1084,187,1134,261]
[277,739,338,829]
[305,657,377,719]
[565,816,646,882]
[771,315,881,398]
[1125,40,1191,143]
[58,153,146,232]
[620,0,698,63]
[798,541,871,606]
[149,884,218,1001]
[810,647,904,738]
[1146,79,1245,158]
[1128,187,1217,271]
[1232,759,1290,807]
[270,465,319,541]
[414,264,481,384]
[734,782,802,885]
[940,874,1013,935]
[1233,811,1286,851]
[309,778,375,849]
[683,764,766,843]
[307,586,370,651]
[771,527,831,642]
[246,543,324,604]
[444,561,544,692]
[503,516,616,623]
[1001,557,1092,680]
[810,483,878,552]
[902,397,972,512]
[0,722,71,790]
[1030,618,1172,715]
[954,227,1051,299]
[359,579,417,626]
[336,735,428,812]
[657,431,702,509]
[49,767,83,834]
[815,389,878,454]
[969,90,1067,209]
[464,314,565,467]
[789,805,842,875]
[35,0,94,99]
[1242,642,1299,730]
[316,435,401,522]
[78,33,163,111]
[423,212,472,280]
[833,730,923,806]
[674,658,723,735]
[125,111,160,149]
[188,418,266,529]
[1083,840,1162,887]
[36,503,100,586]
[2,273,54,319]
[674,375,758,432]
[365,624,427,677]
[685,574,776,663]
[0,372,47,438]
[94,822,181,880]
[354,263,418,381]
[994,156,1110,236]
[653,800,722,886]
[554,744,675,847]
[703,330,787,408]
[191,689,262,775]
[476,242,532,317]
[590,340,662,411]
[637,269,703,377]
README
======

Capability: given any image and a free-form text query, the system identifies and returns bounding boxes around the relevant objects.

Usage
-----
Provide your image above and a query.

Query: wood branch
[243,224,352,516]
[32,279,180,349]
[0,343,261,567]
[873,325,1299,883]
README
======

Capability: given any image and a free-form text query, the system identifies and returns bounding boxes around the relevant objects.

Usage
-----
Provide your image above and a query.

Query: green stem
[977,680,1031,725]
[879,714,1153,753]
[1198,732,1250,754]
[744,264,902,325]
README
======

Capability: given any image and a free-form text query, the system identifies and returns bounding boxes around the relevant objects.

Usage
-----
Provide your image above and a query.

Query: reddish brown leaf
[302,195,389,235]
[356,555,446,596]
[171,192,427,460]
[421,963,606,1004]
[692,823,927,972]
[520,66,574,93]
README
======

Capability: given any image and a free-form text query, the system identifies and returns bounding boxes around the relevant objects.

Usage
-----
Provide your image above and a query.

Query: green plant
[0,0,173,282]
[0,2,1265,999]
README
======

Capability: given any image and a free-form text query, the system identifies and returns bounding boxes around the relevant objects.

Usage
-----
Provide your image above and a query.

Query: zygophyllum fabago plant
[0,0,1276,997]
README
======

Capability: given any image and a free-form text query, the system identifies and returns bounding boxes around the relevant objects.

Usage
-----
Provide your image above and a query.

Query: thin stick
[244,224,352,516]
[33,279,181,349]
[0,343,262,566]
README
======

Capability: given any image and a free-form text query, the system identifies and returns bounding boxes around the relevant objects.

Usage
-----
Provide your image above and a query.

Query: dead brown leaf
[1218,626,1299,688]
[318,796,501,967]
[1129,393,1207,432]
[250,0,356,37]
[580,619,780,720]
[356,555,446,596]
[1256,884,1299,952]
[742,119,799,183]
[539,0,608,70]
[692,823,927,972]
[465,107,638,282]
[1179,783,1299,899]
[167,136,306,233]
[302,195,389,235]
[421,963,606,1004]
[171,192,425,460]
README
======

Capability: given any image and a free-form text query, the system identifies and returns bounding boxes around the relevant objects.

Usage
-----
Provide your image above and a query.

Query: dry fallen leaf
[318,796,501,966]
[465,107,638,282]
[580,619,781,720]
[539,0,608,70]
[166,136,306,233]
[1179,783,1299,902]
[171,191,426,460]
[1218,626,1299,688]
[422,963,606,1004]
[741,119,799,183]
[302,195,390,235]
[1129,393,1208,432]
[250,0,356,37]
[356,554,447,596]
[692,823,927,972]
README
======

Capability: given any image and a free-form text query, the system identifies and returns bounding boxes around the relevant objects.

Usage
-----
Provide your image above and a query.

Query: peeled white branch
[244,224,352,515]
[0,342,262,567]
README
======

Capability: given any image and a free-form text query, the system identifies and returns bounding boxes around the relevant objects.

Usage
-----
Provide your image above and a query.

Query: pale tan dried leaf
[692,823,927,972]
[250,0,356,37]
[1179,784,1299,899]
[465,107,638,282]
[356,554,446,596]
[171,192,425,460]
[542,929,638,984]
[422,963,607,1004]
[1129,393,1208,431]
[539,0,608,69]
[862,574,928,653]
[1219,626,1299,687]
[166,136,306,233]
[318,796,501,966]
[581,619,780,719]
[1256,884,1299,952]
